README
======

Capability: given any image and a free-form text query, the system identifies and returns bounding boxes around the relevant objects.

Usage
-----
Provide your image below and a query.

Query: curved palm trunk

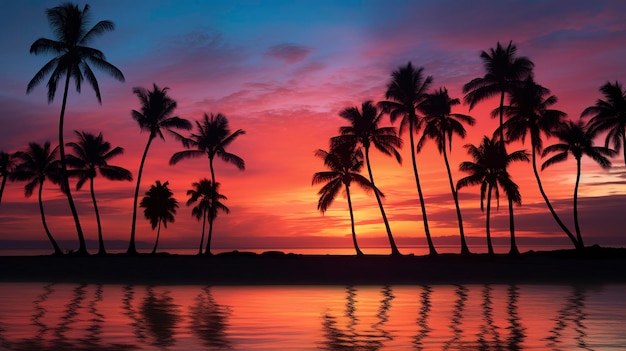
[364,147,400,256]
[442,144,469,255]
[128,136,154,254]
[531,148,580,249]
[38,181,62,255]
[205,212,214,256]
[90,177,106,255]
[60,70,86,255]
[0,175,7,206]
[345,184,363,256]
[151,221,161,255]
[198,208,207,255]
[573,158,584,248]
[508,198,519,255]
[409,120,436,255]
[486,183,494,255]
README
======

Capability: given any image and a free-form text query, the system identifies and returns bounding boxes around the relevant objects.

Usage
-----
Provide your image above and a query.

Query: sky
[0,0,625,254]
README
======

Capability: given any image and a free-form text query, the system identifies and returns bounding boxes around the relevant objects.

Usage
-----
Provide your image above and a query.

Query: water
[0,284,625,350]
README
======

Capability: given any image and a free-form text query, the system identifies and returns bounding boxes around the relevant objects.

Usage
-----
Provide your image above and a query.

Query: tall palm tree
[582,81,626,166]
[463,40,534,143]
[27,3,125,255]
[128,84,191,254]
[140,180,178,255]
[312,142,382,256]
[457,136,529,255]
[187,178,230,255]
[334,101,403,255]
[542,120,616,248]
[417,87,476,255]
[500,78,579,249]
[170,113,245,189]
[379,62,437,255]
[66,131,133,255]
[0,151,15,206]
[11,142,63,255]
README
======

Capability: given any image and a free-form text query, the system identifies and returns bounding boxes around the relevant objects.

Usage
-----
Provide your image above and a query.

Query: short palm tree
[312,142,382,256]
[334,101,403,255]
[500,78,579,249]
[0,151,15,206]
[457,136,529,255]
[128,84,191,254]
[418,87,476,255]
[140,180,178,255]
[66,131,132,255]
[11,142,63,255]
[27,3,125,255]
[379,62,437,255]
[582,81,626,166]
[542,120,616,248]
[170,113,245,188]
[187,178,230,255]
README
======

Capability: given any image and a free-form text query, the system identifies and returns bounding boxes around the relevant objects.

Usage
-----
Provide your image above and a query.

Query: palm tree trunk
[0,175,7,206]
[508,198,519,255]
[59,70,86,255]
[531,147,580,249]
[443,145,469,255]
[90,177,105,255]
[152,221,161,254]
[573,158,584,248]
[205,213,214,256]
[128,136,154,254]
[198,208,207,255]
[345,184,363,256]
[486,183,494,255]
[409,119,436,255]
[498,90,505,142]
[364,147,400,255]
[38,181,62,255]
[622,134,626,168]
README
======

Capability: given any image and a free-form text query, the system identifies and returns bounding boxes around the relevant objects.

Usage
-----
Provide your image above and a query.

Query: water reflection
[189,286,232,349]
[140,287,181,348]
[443,285,468,350]
[506,285,526,350]
[545,286,590,350]
[413,285,432,350]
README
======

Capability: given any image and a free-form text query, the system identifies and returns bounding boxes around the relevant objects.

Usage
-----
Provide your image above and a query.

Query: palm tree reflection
[477,285,503,349]
[506,285,526,350]
[31,283,55,344]
[545,286,589,350]
[53,283,87,347]
[122,285,147,343]
[413,285,432,350]
[85,284,105,346]
[140,287,181,348]
[444,285,469,350]
[189,286,232,349]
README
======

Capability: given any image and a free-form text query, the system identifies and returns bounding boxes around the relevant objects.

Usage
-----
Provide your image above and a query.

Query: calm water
[0,284,625,350]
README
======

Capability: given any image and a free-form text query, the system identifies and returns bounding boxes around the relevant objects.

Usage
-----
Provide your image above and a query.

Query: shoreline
[1,246,625,285]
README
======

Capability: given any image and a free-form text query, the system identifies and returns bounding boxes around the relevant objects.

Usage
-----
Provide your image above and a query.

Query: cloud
[265,43,313,64]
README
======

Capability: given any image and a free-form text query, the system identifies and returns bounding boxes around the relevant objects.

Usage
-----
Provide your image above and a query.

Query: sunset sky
[1,0,625,253]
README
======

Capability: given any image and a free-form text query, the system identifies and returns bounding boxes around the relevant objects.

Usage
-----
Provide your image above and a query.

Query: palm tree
[140,180,178,255]
[417,87,476,255]
[170,112,245,189]
[66,131,132,255]
[379,62,437,255]
[457,136,529,255]
[11,142,63,255]
[27,3,125,255]
[128,84,191,254]
[312,142,382,256]
[187,178,230,255]
[463,40,534,143]
[334,101,403,255]
[582,81,626,166]
[0,151,15,206]
[500,78,579,249]
[541,120,616,248]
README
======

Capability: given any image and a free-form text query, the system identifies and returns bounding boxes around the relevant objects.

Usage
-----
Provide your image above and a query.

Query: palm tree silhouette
[66,131,133,255]
[500,78,578,249]
[128,84,191,255]
[186,179,230,255]
[541,120,616,248]
[312,142,382,256]
[418,87,476,255]
[0,151,15,206]
[457,136,529,255]
[140,180,178,255]
[334,101,403,255]
[11,142,63,255]
[27,3,125,255]
[379,62,437,255]
[582,81,626,166]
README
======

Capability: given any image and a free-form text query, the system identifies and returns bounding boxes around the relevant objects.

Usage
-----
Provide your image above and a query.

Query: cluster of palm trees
[0,3,245,255]
[314,42,625,256]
